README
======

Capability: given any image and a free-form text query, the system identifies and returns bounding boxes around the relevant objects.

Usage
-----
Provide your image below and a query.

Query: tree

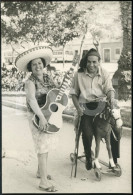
[1,1,89,66]
[1,1,123,68]
[112,1,131,101]
[70,1,122,59]
[44,2,83,66]
[1,1,122,47]
[1,2,58,45]
[86,1,122,52]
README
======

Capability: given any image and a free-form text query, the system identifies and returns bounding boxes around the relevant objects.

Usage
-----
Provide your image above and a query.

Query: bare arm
[107,90,116,109]
[102,69,116,107]
[72,94,84,116]
[107,90,115,101]
[25,80,47,130]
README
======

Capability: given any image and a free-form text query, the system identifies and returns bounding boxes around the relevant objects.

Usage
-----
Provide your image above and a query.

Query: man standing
[70,48,120,170]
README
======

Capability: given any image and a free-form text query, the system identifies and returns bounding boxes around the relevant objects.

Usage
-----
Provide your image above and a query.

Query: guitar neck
[55,68,74,101]
[55,55,79,102]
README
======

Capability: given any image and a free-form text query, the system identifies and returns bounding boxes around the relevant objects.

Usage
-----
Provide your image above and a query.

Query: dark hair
[78,48,101,72]
[27,58,46,72]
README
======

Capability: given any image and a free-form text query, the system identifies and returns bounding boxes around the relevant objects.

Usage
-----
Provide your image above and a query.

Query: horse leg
[94,135,101,169]
[105,133,116,168]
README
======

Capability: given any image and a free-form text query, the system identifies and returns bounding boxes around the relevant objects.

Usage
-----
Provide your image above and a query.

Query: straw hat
[15,46,53,72]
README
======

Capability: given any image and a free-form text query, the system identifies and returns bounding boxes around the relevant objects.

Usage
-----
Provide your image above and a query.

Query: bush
[112,50,131,101]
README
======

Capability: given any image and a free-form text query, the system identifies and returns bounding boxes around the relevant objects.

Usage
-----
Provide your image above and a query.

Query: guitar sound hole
[50,104,58,112]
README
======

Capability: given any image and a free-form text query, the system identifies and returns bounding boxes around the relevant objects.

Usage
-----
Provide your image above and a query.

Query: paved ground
[2,106,132,193]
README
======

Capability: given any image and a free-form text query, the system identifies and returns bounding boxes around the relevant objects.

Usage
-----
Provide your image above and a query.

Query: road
[2,106,131,193]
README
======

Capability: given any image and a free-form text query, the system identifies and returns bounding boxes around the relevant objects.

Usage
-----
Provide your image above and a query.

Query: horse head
[109,99,123,140]
[110,99,123,128]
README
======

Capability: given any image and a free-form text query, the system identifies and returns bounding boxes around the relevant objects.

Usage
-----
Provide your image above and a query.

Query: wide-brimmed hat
[15,46,53,72]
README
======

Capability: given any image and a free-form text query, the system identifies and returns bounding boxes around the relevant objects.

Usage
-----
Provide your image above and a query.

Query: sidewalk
[2,105,131,193]
[2,98,131,137]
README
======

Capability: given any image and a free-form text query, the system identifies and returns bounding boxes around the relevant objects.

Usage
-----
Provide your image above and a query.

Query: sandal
[39,185,58,192]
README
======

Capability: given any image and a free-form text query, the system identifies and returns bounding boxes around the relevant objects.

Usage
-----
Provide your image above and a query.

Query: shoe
[109,162,116,169]
[85,158,92,170]
[39,185,58,192]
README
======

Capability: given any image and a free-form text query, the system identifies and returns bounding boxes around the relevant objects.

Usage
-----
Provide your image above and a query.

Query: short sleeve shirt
[70,66,115,103]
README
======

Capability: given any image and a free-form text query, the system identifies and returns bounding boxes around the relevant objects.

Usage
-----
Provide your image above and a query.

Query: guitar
[32,54,80,133]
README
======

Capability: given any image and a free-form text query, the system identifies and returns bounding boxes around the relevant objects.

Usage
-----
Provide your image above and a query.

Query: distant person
[15,46,58,192]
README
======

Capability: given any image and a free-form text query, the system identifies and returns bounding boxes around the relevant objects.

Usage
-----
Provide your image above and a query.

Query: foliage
[1,2,58,45]
[112,1,131,101]
[1,2,88,47]
[1,1,95,65]
[113,49,131,101]
[2,1,124,72]
[118,50,131,70]
[46,2,82,47]
[1,1,122,48]
[74,1,122,53]
[119,1,131,40]
[82,1,122,43]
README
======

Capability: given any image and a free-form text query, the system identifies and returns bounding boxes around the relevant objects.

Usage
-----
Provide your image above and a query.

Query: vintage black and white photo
[1,1,131,193]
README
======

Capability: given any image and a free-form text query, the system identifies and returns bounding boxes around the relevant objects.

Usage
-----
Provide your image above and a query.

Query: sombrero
[15,46,53,72]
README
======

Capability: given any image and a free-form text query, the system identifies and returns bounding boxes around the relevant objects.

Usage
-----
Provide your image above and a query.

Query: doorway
[104,49,111,62]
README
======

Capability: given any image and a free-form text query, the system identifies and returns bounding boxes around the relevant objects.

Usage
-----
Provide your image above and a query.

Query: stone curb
[2,100,131,137]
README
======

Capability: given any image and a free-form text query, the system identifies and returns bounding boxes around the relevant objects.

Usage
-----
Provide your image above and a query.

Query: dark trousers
[110,130,120,163]
[80,114,94,161]
[79,102,120,163]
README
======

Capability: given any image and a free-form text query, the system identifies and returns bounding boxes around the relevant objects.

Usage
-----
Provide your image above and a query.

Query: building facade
[100,41,123,63]
[2,39,123,67]
[66,39,123,63]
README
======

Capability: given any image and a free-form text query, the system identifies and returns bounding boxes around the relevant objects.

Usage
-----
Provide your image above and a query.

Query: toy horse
[93,100,123,169]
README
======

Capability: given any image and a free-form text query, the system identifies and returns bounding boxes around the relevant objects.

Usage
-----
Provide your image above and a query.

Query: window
[53,51,57,55]
[116,48,120,55]
[65,51,73,55]
[75,50,78,54]
[65,51,69,54]
[58,51,63,55]
[53,51,63,55]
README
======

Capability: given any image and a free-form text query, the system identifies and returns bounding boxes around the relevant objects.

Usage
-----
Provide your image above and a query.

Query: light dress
[26,72,59,154]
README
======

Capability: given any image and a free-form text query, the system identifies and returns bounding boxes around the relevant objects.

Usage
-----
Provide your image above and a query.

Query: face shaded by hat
[15,46,53,72]
[27,58,46,72]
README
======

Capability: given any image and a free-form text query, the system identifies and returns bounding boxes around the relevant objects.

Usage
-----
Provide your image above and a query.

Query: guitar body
[32,88,68,133]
